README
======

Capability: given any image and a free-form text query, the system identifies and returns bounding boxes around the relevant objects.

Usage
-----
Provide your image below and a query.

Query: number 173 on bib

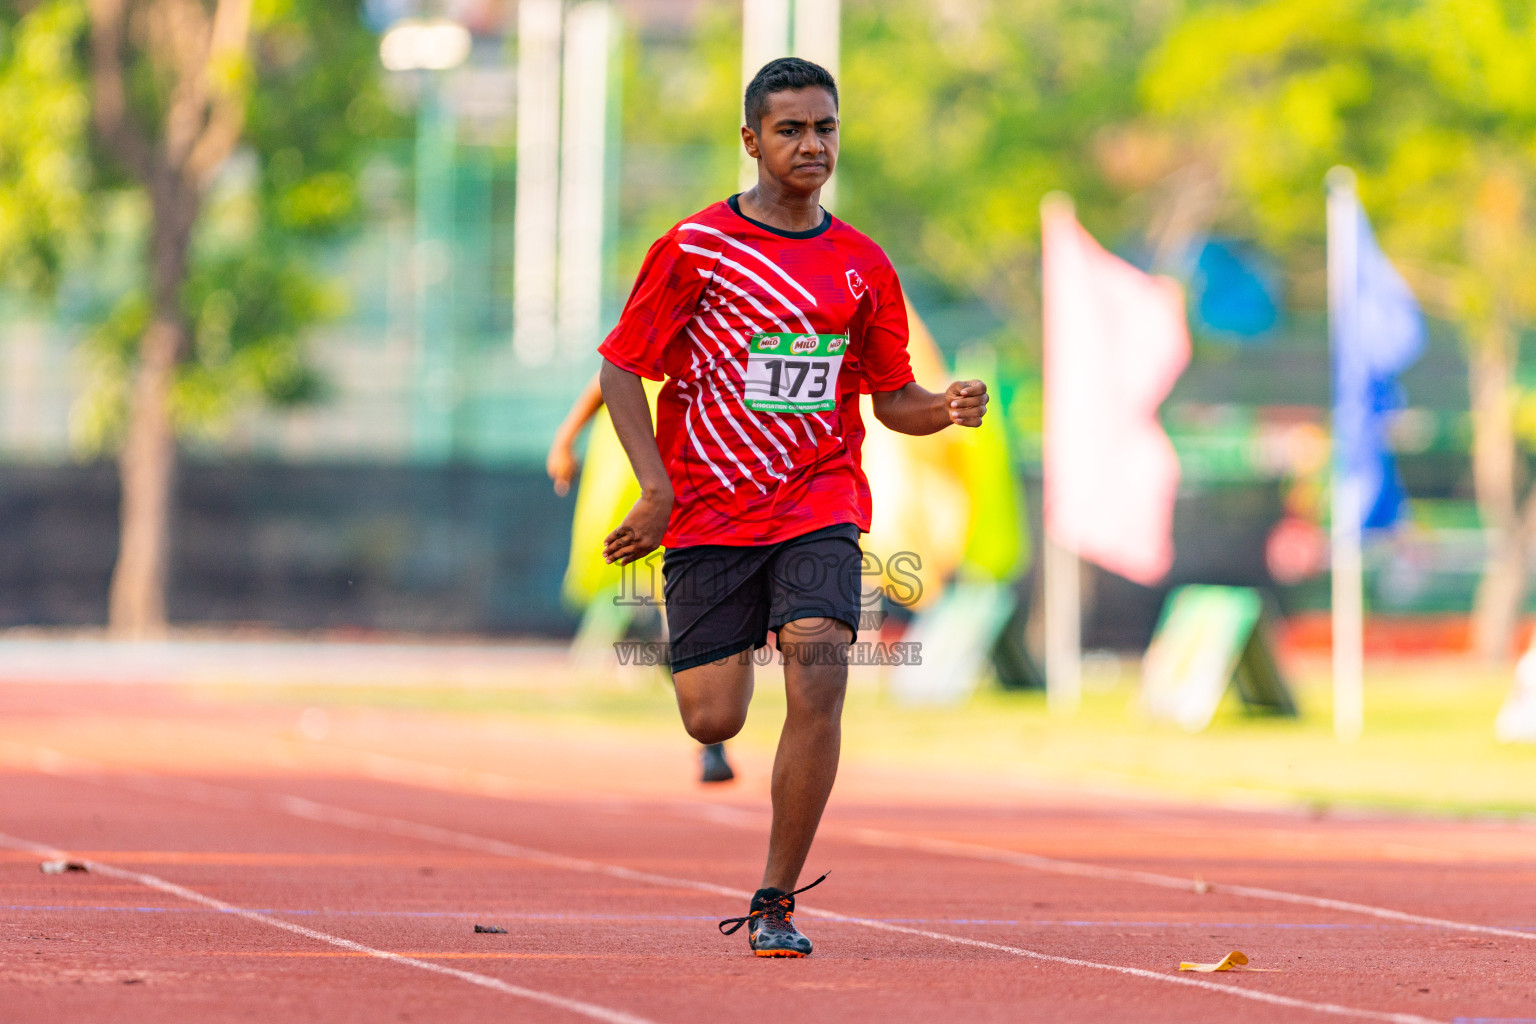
[742,333,846,414]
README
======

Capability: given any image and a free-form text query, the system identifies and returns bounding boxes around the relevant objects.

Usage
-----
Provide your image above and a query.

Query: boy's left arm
[872,379,988,435]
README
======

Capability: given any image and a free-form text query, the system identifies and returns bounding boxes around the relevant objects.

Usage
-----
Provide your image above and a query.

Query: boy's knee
[786,666,847,718]
[672,658,752,743]
[681,704,746,744]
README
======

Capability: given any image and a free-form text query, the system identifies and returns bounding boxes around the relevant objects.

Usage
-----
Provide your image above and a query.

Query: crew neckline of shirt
[727,193,833,239]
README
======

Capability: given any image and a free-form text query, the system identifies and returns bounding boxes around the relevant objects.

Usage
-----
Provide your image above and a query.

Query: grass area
[208,655,1536,817]
[834,660,1536,817]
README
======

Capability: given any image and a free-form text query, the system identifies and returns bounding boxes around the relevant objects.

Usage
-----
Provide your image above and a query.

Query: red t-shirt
[599,196,916,548]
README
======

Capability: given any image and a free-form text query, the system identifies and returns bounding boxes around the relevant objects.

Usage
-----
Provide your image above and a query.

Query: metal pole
[412,73,457,462]
[513,0,562,365]
[558,1,612,360]
[740,0,790,192]
[1040,191,1082,717]
[1043,537,1082,716]
[1327,166,1365,743]
[791,0,839,211]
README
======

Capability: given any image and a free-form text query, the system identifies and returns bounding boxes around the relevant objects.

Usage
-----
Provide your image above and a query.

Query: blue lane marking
[10,906,1536,931]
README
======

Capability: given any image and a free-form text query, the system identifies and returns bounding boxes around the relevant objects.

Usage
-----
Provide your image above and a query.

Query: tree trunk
[1468,319,1527,660]
[90,0,251,637]
[107,318,182,637]
[107,178,197,639]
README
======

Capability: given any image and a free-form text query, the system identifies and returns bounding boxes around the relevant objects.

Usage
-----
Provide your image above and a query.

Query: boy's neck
[739,182,824,233]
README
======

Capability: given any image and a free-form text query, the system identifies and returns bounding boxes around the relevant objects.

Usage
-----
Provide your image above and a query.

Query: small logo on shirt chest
[845,268,867,301]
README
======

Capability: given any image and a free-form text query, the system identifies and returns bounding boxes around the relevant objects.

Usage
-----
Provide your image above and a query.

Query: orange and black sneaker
[718,874,826,957]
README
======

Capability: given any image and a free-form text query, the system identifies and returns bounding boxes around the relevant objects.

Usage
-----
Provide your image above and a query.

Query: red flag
[1042,199,1190,586]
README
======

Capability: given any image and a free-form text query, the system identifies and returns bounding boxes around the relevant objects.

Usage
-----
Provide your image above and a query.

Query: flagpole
[1041,192,1082,717]
[1043,537,1082,716]
[1327,166,1365,743]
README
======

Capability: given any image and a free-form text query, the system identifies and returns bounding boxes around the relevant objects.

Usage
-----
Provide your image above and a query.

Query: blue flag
[1194,238,1279,341]
[1332,195,1425,530]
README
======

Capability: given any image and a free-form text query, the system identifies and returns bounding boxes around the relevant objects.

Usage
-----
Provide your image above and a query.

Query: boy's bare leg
[673,654,754,745]
[670,619,849,893]
[762,616,850,892]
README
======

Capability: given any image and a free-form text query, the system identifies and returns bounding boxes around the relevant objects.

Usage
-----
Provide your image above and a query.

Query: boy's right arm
[600,359,673,565]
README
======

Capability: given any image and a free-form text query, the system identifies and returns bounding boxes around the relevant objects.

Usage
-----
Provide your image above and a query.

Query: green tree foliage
[0,0,400,635]
[1144,0,1536,656]
[0,1,90,292]
[1144,0,1536,306]
[613,0,1174,344]
[0,0,395,448]
[80,240,338,448]
[838,0,1174,332]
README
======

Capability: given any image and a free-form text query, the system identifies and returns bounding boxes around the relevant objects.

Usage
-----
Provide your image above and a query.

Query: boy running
[599,57,989,957]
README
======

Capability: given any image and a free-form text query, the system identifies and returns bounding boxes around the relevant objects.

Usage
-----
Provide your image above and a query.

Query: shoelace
[718,873,827,935]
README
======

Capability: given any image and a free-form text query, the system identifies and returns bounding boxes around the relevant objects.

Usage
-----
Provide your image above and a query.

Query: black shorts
[662,523,863,673]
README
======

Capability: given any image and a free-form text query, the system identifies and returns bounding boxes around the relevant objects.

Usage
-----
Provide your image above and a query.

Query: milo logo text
[755,334,781,351]
[791,335,819,355]
[828,338,846,354]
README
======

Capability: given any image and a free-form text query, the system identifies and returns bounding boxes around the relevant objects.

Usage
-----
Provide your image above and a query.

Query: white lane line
[0,830,658,1024]
[10,760,1433,1024]
[834,827,1536,943]
[9,738,1534,946]
[264,796,1449,1024]
[823,914,1442,1024]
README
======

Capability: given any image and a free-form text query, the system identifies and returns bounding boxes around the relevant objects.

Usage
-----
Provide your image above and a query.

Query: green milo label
[749,333,847,358]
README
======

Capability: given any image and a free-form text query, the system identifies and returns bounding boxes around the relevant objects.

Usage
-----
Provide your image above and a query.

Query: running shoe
[718,873,826,957]
[700,742,735,783]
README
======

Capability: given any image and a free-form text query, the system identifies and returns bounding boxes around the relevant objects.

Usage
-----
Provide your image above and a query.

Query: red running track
[1,681,1535,1023]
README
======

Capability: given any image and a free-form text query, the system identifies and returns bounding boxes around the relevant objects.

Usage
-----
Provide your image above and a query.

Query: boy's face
[743,87,839,195]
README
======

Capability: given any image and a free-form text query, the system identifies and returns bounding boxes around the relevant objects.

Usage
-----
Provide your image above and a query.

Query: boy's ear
[741,124,760,160]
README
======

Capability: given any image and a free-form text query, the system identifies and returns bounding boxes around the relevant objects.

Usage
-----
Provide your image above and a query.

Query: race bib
[741,333,846,414]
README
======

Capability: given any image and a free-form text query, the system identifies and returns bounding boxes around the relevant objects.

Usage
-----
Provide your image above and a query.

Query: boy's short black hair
[744,57,838,131]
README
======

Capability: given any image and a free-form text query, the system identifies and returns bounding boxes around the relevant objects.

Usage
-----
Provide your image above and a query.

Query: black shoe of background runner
[718,874,826,957]
[700,743,735,783]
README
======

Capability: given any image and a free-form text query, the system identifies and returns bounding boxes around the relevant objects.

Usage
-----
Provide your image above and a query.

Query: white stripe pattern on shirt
[667,224,847,492]
[706,299,835,439]
[679,361,761,493]
[687,323,799,469]
[677,244,816,333]
[699,306,825,447]
[699,271,791,333]
[682,328,790,481]
[677,380,738,494]
[677,221,820,307]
